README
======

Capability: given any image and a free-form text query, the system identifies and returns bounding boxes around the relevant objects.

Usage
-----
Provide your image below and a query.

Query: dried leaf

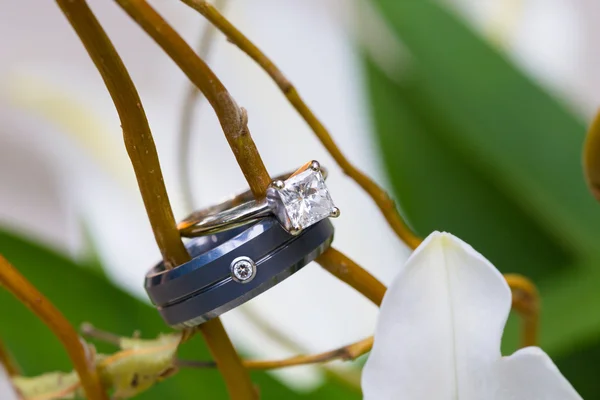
[97,333,182,399]
[13,371,82,400]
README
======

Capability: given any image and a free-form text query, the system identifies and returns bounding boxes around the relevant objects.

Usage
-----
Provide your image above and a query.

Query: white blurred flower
[0,366,17,400]
[362,232,582,400]
[448,0,598,117]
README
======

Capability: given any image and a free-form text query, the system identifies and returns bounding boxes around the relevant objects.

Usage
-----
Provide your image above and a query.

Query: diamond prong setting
[271,180,285,190]
[266,161,337,234]
[288,226,302,236]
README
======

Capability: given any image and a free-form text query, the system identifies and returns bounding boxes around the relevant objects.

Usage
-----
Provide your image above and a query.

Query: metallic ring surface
[178,161,338,236]
[145,217,334,328]
[178,167,328,232]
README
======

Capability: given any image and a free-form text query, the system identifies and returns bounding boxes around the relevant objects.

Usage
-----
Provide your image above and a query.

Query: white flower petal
[0,366,18,400]
[362,231,511,399]
[491,347,582,400]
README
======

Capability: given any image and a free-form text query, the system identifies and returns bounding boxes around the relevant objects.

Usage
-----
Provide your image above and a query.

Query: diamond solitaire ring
[178,160,339,236]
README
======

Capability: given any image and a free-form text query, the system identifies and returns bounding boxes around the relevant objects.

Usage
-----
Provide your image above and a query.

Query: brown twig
[175,359,218,369]
[0,255,106,399]
[57,0,188,270]
[317,247,386,306]
[179,0,422,249]
[243,337,373,370]
[194,317,257,400]
[233,307,362,390]
[177,337,373,371]
[584,109,600,202]
[243,307,362,390]
[116,0,271,198]
[57,1,255,398]
[0,338,19,377]
[504,274,540,347]
[80,323,122,347]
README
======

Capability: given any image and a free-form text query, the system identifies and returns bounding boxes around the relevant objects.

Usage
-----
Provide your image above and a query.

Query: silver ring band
[179,161,338,236]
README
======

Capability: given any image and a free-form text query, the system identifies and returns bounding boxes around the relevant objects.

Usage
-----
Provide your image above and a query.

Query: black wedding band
[145,217,334,329]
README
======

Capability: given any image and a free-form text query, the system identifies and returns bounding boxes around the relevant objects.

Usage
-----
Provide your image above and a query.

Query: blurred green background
[1,0,600,398]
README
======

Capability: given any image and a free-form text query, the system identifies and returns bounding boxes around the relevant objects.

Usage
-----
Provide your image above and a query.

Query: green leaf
[370,0,599,254]
[0,229,359,399]
[364,57,572,283]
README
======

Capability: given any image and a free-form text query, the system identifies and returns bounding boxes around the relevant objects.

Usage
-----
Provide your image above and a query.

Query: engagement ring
[178,160,339,236]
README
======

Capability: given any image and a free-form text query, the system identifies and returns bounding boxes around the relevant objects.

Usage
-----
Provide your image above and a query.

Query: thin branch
[116,0,271,198]
[504,274,540,347]
[0,338,19,377]
[57,0,188,270]
[80,323,121,347]
[179,0,422,249]
[57,1,255,398]
[175,359,217,369]
[317,247,386,306]
[0,255,106,400]
[584,109,600,202]
[179,337,373,371]
[194,318,257,399]
[240,307,361,389]
[244,337,373,371]
[179,0,228,212]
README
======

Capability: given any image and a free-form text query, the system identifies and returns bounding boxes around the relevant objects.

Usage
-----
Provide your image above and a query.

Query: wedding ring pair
[145,161,339,328]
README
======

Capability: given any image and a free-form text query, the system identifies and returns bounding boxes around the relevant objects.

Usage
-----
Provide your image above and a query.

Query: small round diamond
[230,257,256,283]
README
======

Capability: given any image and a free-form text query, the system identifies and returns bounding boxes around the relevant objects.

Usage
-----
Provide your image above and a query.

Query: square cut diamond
[270,169,335,231]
